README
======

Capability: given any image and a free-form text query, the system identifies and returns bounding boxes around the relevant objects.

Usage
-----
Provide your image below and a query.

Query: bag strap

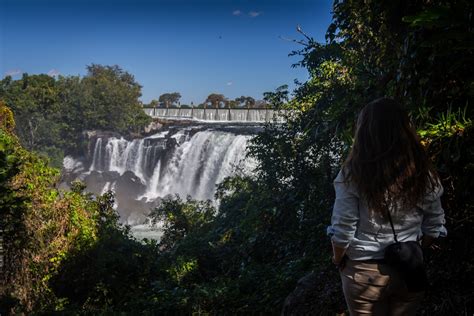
[386,208,399,243]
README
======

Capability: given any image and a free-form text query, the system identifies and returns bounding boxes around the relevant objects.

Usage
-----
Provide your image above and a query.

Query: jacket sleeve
[330,170,360,248]
[420,181,447,238]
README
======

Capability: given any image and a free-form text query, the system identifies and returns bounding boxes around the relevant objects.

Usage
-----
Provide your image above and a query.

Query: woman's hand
[332,241,348,270]
[332,255,347,270]
[421,235,436,249]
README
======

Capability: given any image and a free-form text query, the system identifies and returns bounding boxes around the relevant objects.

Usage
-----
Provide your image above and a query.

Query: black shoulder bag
[383,209,428,292]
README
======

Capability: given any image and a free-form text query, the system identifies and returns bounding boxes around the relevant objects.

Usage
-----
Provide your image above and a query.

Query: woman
[329,98,446,315]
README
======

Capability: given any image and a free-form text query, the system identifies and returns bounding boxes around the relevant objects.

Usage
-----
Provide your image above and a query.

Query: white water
[63,155,85,173]
[89,138,102,171]
[102,138,147,183]
[129,218,164,241]
[88,129,255,202]
[142,131,253,201]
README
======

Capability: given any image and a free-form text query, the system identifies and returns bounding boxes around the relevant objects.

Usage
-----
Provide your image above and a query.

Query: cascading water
[89,130,254,201]
[143,131,252,201]
[94,138,147,182]
[65,125,258,238]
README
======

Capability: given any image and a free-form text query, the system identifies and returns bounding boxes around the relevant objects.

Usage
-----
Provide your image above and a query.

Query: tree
[0,73,65,165]
[159,92,181,108]
[235,96,256,108]
[227,100,239,109]
[262,85,288,109]
[79,64,150,134]
[56,75,86,155]
[0,64,152,164]
[255,100,268,109]
[205,93,225,109]
[147,99,160,108]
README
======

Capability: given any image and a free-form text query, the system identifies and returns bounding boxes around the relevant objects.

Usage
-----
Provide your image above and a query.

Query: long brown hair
[344,98,437,213]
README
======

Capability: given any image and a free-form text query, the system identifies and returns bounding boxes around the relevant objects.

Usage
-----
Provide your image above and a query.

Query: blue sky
[0,0,333,104]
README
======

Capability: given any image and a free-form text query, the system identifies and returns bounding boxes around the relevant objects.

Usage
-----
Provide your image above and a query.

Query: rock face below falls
[61,124,259,225]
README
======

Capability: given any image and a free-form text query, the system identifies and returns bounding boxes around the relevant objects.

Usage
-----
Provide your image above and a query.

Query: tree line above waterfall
[1,0,473,314]
[146,90,287,110]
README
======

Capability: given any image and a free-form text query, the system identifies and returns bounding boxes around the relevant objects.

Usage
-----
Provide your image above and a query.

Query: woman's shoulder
[333,167,359,197]
[334,167,350,183]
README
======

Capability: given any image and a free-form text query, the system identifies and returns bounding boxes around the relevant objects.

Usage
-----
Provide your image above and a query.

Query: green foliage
[49,218,161,312]
[418,107,471,142]
[150,195,215,251]
[0,101,15,132]
[147,99,160,108]
[0,74,65,164]
[263,84,289,109]
[0,64,152,165]
[158,92,182,107]
[79,64,151,134]
[0,102,131,314]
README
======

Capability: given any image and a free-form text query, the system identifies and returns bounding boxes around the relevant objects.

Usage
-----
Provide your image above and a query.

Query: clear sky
[0,0,333,104]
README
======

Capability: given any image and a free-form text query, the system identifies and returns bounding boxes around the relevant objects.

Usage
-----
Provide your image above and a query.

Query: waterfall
[89,138,102,171]
[86,128,255,204]
[143,131,252,201]
[63,126,257,236]
[215,135,254,184]
[144,160,161,200]
[101,138,147,183]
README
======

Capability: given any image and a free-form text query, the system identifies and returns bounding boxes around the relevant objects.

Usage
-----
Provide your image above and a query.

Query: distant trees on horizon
[145,93,274,109]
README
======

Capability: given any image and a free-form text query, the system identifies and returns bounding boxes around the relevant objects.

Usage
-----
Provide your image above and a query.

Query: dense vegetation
[0,65,152,167]
[0,0,473,314]
[0,102,140,312]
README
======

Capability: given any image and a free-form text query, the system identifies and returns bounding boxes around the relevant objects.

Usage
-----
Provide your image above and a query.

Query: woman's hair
[343,97,438,213]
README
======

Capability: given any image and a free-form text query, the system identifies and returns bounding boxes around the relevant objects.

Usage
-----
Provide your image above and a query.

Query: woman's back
[331,169,446,261]
[329,98,447,315]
